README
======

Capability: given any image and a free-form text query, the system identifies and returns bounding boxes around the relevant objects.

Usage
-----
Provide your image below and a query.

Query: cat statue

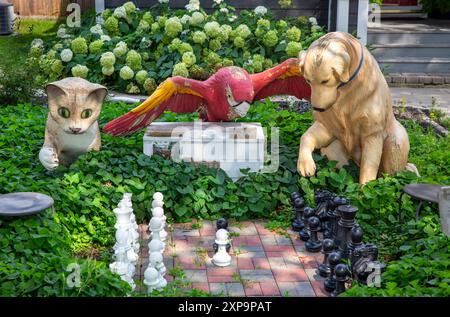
[39,77,107,170]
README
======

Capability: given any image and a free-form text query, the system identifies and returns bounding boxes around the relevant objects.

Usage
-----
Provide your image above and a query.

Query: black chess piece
[291,197,305,231]
[328,197,349,239]
[331,263,349,297]
[335,205,357,259]
[318,239,335,277]
[216,218,228,230]
[348,225,364,265]
[305,216,322,252]
[324,251,341,292]
[299,207,314,241]
[290,191,300,202]
[352,243,381,284]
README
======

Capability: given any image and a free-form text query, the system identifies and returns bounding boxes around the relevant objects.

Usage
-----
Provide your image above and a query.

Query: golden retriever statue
[297,32,417,184]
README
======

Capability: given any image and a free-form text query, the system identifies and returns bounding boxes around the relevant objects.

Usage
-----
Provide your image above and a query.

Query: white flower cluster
[180,15,191,24]
[214,0,223,4]
[113,6,127,19]
[309,17,321,32]
[254,6,268,16]
[90,24,104,35]
[220,8,229,14]
[57,28,70,39]
[60,49,73,62]
[185,0,200,12]
[31,38,44,48]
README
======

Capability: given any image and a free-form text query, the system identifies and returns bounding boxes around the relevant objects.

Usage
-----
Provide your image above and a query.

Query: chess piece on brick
[149,251,166,277]
[331,263,349,297]
[324,251,341,292]
[305,216,322,252]
[110,229,136,289]
[335,205,357,259]
[143,267,166,293]
[318,238,335,277]
[299,207,314,241]
[292,196,305,231]
[149,238,165,255]
[212,229,231,267]
[113,205,138,266]
[152,206,167,242]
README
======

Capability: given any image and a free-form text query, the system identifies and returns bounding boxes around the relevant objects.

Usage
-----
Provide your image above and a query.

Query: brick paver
[137,220,328,297]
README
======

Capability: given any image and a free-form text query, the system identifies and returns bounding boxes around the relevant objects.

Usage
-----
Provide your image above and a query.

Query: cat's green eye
[81,109,93,119]
[58,107,70,118]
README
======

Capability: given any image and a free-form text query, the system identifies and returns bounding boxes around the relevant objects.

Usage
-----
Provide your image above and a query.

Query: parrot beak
[233,101,251,117]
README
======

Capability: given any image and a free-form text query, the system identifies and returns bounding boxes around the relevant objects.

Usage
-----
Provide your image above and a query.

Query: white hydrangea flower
[180,15,191,24]
[309,17,318,25]
[60,49,73,62]
[220,8,229,14]
[31,38,44,47]
[254,6,268,16]
[57,28,69,39]
[228,15,237,22]
[214,0,223,4]
[185,0,200,11]
[159,0,169,3]
[113,6,127,19]
[90,24,103,35]
[100,35,111,42]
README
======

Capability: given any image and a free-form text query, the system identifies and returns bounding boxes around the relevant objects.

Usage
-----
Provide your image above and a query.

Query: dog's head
[299,32,359,112]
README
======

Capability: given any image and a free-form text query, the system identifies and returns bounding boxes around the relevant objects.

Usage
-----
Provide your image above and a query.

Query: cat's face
[46,78,107,134]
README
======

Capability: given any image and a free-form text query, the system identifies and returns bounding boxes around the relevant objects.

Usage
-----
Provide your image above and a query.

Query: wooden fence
[5,0,95,18]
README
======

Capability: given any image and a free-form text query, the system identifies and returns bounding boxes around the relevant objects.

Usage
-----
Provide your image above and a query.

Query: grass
[0,19,60,69]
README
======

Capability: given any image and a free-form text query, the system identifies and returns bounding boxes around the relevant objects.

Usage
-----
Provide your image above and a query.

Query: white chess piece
[149,252,166,277]
[149,239,165,255]
[143,267,167,293]
[149,217,163,242]
[110,229,136,289]
[212,229,231,267]
[153,192,164,202]
[152,207,167,242]
[152,199,164,209]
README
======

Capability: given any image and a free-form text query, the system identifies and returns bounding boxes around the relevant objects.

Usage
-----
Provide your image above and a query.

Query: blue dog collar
[338,41,364,89]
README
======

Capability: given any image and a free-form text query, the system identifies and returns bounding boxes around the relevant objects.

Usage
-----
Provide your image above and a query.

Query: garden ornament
[103,58,311,135]
[297,32,418,184]
[39,77,107,170]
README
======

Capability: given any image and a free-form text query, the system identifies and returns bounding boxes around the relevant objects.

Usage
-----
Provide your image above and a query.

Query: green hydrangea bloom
[137,20,150,33]
[172,62,189,77]
[151,22,160,33]
[135,70,148,85]
[89,40,104,54]
[182,52,196,67]
[286,26,301,42]
[104,16,120,36]
[29,45,43,58]
[168,38,182,53]
[178,42,193,54]
[222,58,234,67]
[192,31,207,44]
[71,64,89,78]
[217,24,232,42]
[253,61,263,73]
[71,37,88,54]
[142,52,150,61]
[298,16,309,26]
[100,52,116,67]
[126,50,142,70]
[113,41,128,57]
[126,83,140,94]
[39,56,54,75]
[142,12,154,25]
[253,54,265,64]
[101,9,112,20]
[123,1,136,15]
[204,21,221,38]
[165,17,183,38]
[204,51,221,66]
[51,59,64,75]
[189,12,204,26]
[257,18,270,29]
[263,30,278,47]
[53,43,63,50]
[264,58,273,69]
[235,25,251,39]
[276,20,288,30]
[233,36,245,48]
[278,0,292,9]
[285,41,302,57]
[120,65,134,80]
[143,78,157,94]
[255,27,265,38]
[209,39,221,51]
[102,66,115,76]
[189,65,209,80]
[158,16,167,27]
[243,51,251,60]
[46,50,57,59]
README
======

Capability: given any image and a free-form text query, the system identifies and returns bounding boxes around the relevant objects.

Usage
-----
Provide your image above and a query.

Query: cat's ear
[87,85,108,106]
[46,83,67,105]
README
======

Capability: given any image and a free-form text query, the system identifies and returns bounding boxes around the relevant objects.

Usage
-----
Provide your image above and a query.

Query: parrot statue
[103,58,311,136]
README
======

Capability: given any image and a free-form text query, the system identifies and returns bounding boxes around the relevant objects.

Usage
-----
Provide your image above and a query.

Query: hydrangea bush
[31,1,325,94]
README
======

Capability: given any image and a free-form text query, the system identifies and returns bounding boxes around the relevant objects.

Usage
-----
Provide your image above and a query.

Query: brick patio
[136,220,328,297]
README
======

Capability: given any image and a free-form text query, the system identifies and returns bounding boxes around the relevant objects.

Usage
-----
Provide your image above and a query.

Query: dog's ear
[298,50,307,75]
[332,51,351,84]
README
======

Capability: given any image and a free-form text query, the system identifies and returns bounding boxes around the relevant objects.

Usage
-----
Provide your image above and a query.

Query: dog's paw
[297,155,316,177]
[39,147,59,170]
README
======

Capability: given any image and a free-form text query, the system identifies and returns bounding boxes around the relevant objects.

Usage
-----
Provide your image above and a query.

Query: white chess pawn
[149,239,165,255]
[149,217,163,240]
[212,229,231,267]
[110,229,135,287]
[144,267,167,293]
[149,252,166,277]
[152,207,167,241]
[152,199,164,209]
[153,192,164,202]
[123,192,132,202]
